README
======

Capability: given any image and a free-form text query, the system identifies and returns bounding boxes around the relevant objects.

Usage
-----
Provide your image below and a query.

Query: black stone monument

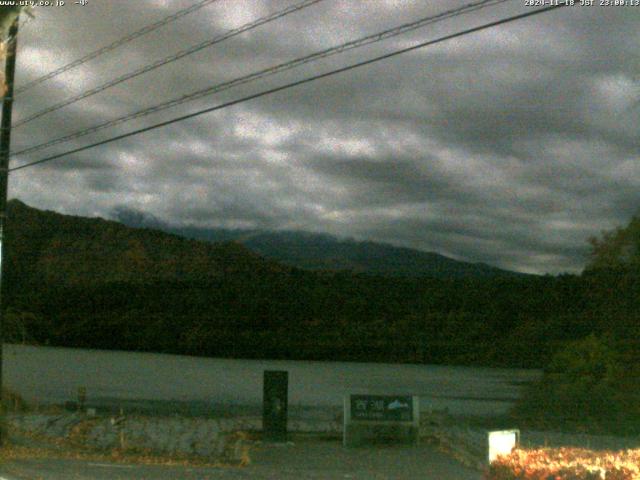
[262,370,288,441]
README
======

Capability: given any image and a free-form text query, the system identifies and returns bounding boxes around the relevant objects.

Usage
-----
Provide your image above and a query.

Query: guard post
[262,370,288,442]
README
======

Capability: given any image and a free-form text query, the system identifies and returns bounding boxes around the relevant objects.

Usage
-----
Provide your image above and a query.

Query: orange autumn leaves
[486,448,640,480]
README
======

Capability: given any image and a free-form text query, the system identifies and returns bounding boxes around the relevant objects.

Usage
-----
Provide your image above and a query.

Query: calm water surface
[4,344,540,416]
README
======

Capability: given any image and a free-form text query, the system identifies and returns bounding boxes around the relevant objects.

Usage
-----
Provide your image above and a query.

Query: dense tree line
[5,266,638,370]
[3,200,638,371]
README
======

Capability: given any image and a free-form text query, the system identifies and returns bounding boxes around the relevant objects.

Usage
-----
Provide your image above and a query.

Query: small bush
[512,335,640,434]
[485,447,640,480]
[1,387,28,413]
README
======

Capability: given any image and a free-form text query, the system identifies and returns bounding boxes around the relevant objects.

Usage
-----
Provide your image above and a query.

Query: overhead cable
[11,0,509,158]
[12,0,326,128]
[14,0,221,95]
[9,3,570,173]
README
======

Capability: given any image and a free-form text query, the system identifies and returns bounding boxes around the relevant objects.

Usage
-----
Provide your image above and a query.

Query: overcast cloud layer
[8,0,640,274]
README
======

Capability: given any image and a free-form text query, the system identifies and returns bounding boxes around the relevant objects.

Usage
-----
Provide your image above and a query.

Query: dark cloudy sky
[7,0,640,274]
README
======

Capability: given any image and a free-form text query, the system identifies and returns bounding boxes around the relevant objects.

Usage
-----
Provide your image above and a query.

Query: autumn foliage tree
[586,215,640,272]
[512,213,640,434]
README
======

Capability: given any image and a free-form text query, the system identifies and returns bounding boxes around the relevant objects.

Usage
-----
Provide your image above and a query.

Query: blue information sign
[350,395,414,422]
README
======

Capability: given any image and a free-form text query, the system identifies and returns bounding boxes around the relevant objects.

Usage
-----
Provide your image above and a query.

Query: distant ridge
[5,199,289,288]
[113,206,529,279]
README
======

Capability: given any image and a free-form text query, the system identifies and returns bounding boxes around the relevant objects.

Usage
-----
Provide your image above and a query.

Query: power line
[13,0,220,96]
[12,0,326,128]
[11,0,509,159]
[9,3,570,173]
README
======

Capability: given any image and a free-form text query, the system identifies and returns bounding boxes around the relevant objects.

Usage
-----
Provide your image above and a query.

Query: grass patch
[1,388,29,413]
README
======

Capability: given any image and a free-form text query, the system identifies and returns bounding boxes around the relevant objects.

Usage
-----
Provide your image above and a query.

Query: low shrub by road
[485,447,640,479]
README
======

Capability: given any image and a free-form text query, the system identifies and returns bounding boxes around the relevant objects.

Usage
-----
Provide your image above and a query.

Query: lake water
[4,344,540,417]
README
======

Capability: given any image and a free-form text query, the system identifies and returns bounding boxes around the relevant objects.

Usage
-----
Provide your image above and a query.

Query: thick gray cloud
[7,0,640,274]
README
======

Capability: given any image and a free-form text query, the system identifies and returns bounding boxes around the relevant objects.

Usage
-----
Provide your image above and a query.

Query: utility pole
[0,16,19,446]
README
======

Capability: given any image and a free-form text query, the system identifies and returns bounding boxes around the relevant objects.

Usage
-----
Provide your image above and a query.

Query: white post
[488,429,520,464]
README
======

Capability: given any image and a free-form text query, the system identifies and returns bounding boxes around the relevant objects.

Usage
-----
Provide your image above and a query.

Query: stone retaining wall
[9,411,638,469]
[8,413,255,460]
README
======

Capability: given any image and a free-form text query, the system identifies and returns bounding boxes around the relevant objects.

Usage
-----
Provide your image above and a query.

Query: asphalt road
[0,439,482,479]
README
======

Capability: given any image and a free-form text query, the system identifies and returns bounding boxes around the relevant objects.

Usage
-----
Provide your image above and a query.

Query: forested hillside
[4,200,639,375]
